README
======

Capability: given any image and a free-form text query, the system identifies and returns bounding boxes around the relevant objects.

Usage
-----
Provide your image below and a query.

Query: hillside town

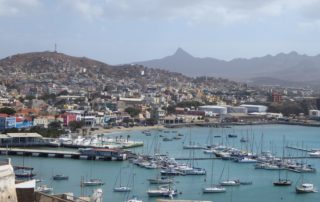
[0,52,319,139]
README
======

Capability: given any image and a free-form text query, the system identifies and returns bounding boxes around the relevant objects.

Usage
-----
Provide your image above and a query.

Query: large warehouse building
[240,104,268,113]
[198,105,227,116]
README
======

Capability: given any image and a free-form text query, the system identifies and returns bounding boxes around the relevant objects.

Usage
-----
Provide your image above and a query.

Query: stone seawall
[0,160,17,202]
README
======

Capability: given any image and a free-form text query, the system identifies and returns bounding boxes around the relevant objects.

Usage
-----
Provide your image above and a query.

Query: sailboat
[203,154,226,193]
[148,176,173,184]
[14,152,35,179]
[14,166,35,178]
[219,163,240,186]
[273,136,291,186]
[273,172,291,186]
[295,166,317,193]
[81,160,104,186]
[81,178,104,186]
[183,128,203,149]
[147,184,178,197]
[176,146,206,175]
[114,167,131,192]
[126,168,143,202]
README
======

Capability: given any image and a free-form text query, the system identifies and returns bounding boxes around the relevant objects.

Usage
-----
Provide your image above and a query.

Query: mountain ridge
[134,48,320,84]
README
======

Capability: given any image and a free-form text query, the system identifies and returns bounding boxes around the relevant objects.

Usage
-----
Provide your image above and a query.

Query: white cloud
[5,0,320,26]
[0,0,40,16]
[60,0,104,20]
[57,0,292,24]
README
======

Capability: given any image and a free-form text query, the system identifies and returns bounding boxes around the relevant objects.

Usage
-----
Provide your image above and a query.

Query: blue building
[0,117,16,131]
[15,120,33,129]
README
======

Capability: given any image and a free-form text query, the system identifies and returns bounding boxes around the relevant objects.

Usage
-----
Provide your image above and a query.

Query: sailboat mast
[261,132,264,155]
[210,156,214,186]
[119,167,122,187]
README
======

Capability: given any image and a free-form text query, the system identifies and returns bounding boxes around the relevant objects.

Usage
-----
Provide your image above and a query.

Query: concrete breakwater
[0,148,127,161]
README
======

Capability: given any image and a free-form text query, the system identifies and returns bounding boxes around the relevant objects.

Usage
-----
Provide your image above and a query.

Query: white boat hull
[220,180,240,186]
[113,186,131,192]
[203,187,226,193]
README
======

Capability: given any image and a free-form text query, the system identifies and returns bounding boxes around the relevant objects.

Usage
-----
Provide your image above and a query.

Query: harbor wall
[156,200,212,202]
[0,160,18,202]
[34,192,80,202]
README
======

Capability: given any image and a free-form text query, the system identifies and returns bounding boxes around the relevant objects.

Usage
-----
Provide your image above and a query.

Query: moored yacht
[114,186,131,192]
[147,186,178,197]
[160,168,185,176]
[183,144,204,149]
[148,176,173,184]
[236,157,257,163]
[273,179,292,186]
[220,179,240,186]
[296,183,317,193]
[308,150,320,157]
[53,174,69,180]
[203,185,226,193]
[81,179,104,186]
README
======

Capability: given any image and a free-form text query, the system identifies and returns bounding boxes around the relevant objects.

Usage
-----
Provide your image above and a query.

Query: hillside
[0,51,191,89]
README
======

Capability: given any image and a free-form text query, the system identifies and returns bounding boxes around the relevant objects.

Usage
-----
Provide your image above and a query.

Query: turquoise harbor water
[9,125,320,202]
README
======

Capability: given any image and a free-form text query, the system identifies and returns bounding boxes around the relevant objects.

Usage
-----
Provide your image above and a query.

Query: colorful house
[0,116,16,131]
[61,113,77,126]
[15,117,33,129]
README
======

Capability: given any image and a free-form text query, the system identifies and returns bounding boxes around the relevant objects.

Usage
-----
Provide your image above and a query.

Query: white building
[198,105,227,115]
[266,113,283,119]
[309,110,320,118]
[227,106,248,114]
[240,104,268,113]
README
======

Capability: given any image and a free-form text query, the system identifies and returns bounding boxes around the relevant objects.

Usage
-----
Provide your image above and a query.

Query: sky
[1,0,320,64]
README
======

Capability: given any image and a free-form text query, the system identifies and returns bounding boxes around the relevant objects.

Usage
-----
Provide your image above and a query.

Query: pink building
[61,113,77,126]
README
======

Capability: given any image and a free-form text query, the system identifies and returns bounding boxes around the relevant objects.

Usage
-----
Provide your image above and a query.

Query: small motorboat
[36,184,53,194]
[240,137,248,142]
[163,137,172,141]
[240,181,253,185]
[53,174,69,180]
[228,134,237,138]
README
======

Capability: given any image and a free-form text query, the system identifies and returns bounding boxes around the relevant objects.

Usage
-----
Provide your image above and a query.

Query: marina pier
[0,148,126,161]
[285,146,312,152]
